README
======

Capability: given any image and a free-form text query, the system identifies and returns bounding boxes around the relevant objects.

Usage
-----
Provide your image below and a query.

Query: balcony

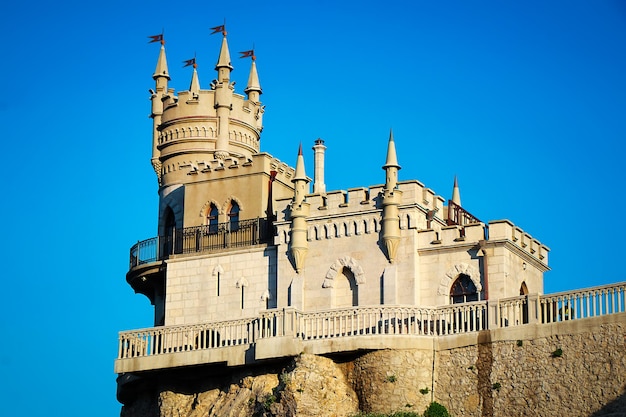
[115,282,626,374]
[128,218,271,270]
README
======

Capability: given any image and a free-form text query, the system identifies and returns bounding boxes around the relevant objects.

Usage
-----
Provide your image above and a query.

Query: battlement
[275,180,446,223]
[488,219,550,266]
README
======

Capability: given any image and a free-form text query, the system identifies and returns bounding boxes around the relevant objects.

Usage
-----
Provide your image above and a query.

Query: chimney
[312,138,326,194]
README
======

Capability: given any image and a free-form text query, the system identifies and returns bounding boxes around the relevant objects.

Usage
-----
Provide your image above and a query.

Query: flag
[183,58,196,67]
[148,34,163,43]
[210,25,226,35]
[239,50,255,59]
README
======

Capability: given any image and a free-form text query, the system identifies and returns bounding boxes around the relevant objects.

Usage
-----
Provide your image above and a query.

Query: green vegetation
[419,387,430,395]
[385,374,397,383]
[492,382,501,392]
[350,402,451,417]
[423,402,451,417]
[552,348,563,358]
[516,340,523,347]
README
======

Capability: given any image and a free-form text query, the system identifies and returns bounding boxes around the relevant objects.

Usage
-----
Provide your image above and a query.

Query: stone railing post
[526,294,540,324]
[282,308,297,337]
[487,300,499,329]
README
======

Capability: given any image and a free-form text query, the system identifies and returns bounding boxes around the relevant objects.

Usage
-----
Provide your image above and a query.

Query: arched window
[228,201,240,231]
[450,274,478,304]
[207,204,219,233]
[162,207,176,257]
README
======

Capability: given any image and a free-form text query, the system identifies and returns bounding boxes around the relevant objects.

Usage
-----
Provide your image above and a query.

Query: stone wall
[119,314,626,417]
[435,317,626,417]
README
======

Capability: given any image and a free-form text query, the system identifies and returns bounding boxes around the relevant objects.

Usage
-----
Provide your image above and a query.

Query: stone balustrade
[116,282,626,373]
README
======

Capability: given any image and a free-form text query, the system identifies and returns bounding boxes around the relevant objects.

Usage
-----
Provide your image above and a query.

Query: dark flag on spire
[183,58,196,67]
[148,34,164,43]
[239,49,255,59]
[210,25,226,35]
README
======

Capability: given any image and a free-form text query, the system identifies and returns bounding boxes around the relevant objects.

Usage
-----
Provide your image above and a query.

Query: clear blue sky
[1,1,624,415]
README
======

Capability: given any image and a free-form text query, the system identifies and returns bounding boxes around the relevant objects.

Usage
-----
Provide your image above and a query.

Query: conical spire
[153,44,170,80]
[382,129,401,170]
[189,66,200,95]
[293,143,308,182]
[244,59,262,97]
[215,34,233,73]
[451,175,461,206]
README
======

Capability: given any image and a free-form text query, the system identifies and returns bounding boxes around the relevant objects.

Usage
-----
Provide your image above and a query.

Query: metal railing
[117,282,626,361]
[129,218,270,269]
[447,200,481,227]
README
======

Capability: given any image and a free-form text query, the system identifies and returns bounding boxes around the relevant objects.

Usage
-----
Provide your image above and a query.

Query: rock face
[120,354,359,417]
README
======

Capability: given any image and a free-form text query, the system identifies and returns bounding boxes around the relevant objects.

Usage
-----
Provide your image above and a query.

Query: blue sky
[1,1,625,415]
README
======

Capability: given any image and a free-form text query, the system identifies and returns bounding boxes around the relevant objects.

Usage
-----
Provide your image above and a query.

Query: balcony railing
[129,218,270,269]
[118,282,626,363]
[447,200,481,227]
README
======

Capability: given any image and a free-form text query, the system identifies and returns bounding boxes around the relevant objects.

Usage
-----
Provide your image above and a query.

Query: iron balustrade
[446,200,481,227]
[129,218,270,269]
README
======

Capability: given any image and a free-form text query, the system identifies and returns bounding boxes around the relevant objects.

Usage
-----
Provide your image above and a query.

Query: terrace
[115,281,626,374]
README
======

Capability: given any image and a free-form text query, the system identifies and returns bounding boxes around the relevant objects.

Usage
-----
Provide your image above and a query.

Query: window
[450,274,479,304]
[162,207,176,257]
[228,201,240,231]
[207,204,219,233]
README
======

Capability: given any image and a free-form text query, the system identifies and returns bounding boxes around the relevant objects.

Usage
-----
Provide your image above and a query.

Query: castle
[116,31,626,417]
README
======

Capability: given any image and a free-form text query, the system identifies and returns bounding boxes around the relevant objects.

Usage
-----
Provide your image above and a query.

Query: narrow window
[240,285,245,309]
[229,201,240,231]
[207,204,219,233]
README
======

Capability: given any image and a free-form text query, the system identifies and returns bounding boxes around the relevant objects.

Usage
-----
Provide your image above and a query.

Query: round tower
[152,32,265,189]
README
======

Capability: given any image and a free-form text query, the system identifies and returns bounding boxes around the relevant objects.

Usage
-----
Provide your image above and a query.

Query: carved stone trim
[323,256,365,288]
[437,263,481,296]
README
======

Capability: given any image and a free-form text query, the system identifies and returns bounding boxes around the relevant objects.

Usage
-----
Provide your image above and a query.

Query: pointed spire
[153,44,170,80]
[244,59,262,97]
[215,34,233,72]
[451,175,462,206]
[382,129,401,170]
[293,143,308,182]
[189,66,200,95]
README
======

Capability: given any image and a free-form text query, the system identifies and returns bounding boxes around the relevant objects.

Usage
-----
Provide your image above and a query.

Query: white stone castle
[117,30,554,373]
[115,30,626,417]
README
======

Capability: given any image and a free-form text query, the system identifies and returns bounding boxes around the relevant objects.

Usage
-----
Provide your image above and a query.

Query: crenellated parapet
[487,219,550,267]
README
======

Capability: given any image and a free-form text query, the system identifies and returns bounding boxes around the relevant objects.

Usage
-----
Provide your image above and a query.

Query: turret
[290,144,310,272]
[244,55,262,103]
[213,33,234,160]
[150,37,170,184]
[381,130,402,263]
[312,138,327,194]
[188,62,200,97]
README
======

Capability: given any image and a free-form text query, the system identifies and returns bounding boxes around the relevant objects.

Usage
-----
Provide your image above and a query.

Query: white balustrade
[118,282,626,361]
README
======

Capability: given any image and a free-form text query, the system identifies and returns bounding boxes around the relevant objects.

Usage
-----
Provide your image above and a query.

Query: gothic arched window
[207,203,219,233]
[228,201,240,231]
[450,274,479,304]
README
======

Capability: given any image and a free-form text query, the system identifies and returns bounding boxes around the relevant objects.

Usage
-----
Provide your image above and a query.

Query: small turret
[244,56,262,103]
[150,38,170,184]
[381,130,403,263]
[214,33,234,160]
[290,144,311,273]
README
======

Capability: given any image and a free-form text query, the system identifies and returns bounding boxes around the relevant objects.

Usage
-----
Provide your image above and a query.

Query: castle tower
[126,33,295,326]
[381,130,402,263]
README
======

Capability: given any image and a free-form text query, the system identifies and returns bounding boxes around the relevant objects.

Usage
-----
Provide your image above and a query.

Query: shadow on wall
[590,384,626,417]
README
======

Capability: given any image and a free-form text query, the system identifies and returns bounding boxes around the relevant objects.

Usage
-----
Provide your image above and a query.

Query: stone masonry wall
[435,320,626,417]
